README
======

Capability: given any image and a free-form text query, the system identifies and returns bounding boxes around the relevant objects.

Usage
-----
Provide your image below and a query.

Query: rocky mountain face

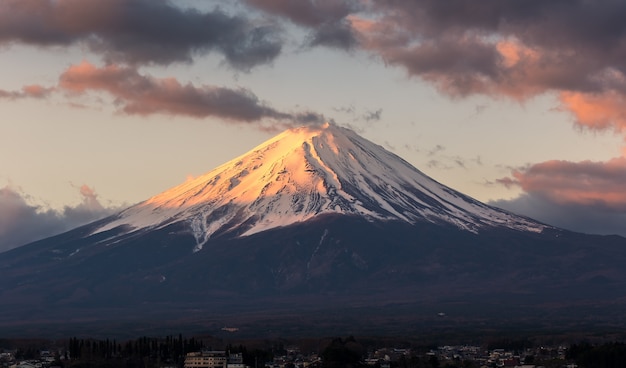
[1,123,626,336]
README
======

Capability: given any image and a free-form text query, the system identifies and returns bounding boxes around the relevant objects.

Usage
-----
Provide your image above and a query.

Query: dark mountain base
[2,214,626,338]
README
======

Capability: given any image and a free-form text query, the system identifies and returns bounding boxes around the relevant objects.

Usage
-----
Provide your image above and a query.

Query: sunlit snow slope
[95,123,546,251]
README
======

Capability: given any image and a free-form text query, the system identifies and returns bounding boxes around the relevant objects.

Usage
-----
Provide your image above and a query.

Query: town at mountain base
[2,123,626,336]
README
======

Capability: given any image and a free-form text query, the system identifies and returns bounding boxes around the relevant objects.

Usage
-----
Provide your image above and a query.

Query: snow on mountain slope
[95,123,547,251]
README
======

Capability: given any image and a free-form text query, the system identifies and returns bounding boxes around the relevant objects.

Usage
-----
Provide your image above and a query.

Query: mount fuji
[95,122,546,251]
[2,123,626,336]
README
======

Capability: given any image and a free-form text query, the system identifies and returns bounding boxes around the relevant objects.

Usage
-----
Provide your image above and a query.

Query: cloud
[0,0,282,70]
[335,1,626,132]
[492,194,626,238]
[242,0,626,122]
[504,157,626,210]
[0,85,54,100]
[0,184,119,253]
[427,145,445,156]
[307,19,357,50]
[493,157,626,236]
[363,108,382,122]
[331,104,383,125]
[495,177,518,189]
[63,184,108,225]
[559,91,626,132]
[57,61,323,126]
[5,0,626,132]
[245,0,626,124]
[246,0,356,27]
[245,0,359,49]
[0,62,325,129]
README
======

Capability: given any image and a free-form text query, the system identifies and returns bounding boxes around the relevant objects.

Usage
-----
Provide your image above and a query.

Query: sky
[2,0,626,251]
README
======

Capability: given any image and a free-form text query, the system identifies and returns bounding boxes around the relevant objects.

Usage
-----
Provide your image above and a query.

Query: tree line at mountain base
[3,335,626,368]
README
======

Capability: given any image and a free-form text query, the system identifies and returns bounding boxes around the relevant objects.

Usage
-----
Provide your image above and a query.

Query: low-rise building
[184,351,227,368]
[185,351,250,368]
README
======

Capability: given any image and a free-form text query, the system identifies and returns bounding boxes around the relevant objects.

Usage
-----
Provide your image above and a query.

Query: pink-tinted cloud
[0,184,119,252]
[57,61,323,125]
[0,0,281,70]
[501,157,626,211]
[0,62,324,127]
[559,91,626,132]
[493,156,626,236]
[0,84,54,100]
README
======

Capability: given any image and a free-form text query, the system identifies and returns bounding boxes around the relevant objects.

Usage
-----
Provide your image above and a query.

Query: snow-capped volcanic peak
[95,122,546,251]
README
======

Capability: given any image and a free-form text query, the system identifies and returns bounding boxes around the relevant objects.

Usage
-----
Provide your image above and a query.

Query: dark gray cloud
[234,0,626,131]
[307,20,357,49]
[245,0,360,49]
[342,0,626,131]
[382,37,501,97]
[0,0,282,70]
[245,0,356,27]
[291,111,327,125]
[0,185,119,253]
[243,0,626,107]
[366,0,626,52]
[491,194,626,237]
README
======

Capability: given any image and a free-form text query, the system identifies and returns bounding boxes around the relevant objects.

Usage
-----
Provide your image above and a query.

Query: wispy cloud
[427,144,445,156]
[332,104,383,124]
[363,108,382,122]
